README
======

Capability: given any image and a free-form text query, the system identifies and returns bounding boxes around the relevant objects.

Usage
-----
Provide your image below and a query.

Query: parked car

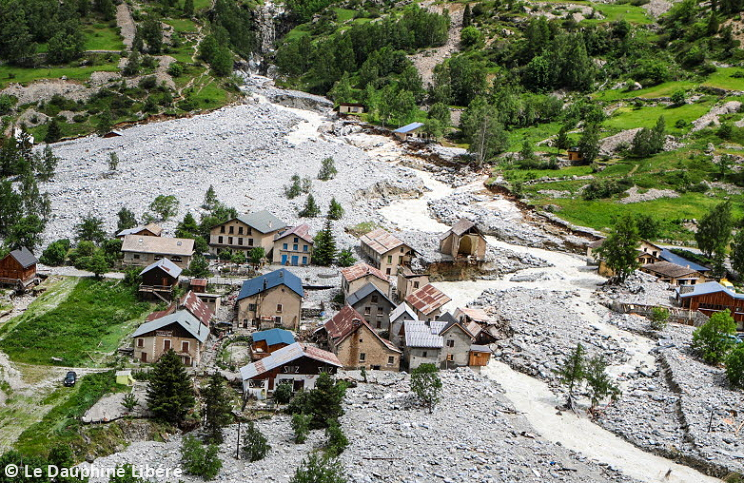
[63,371,77,387]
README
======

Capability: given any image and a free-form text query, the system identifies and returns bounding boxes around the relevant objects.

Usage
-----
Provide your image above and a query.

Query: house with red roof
[273,224,313,266]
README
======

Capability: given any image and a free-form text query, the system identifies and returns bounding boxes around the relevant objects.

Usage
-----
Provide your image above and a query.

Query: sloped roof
[324,306,401,353]
[677,281,742,299]
[252,328,295,347]
[465,321,482,338]
[360,228,406,255]
[7,247,37,268]
[439,318,474,339]
[275,224,313,244]
[346,282,394,307]
[340,263,388,283]
[132,310,209,343]
[456,307,490,323]
[390,303,418,323]
[470,344,492,353]
[642,261,700,279]
[237,268,304,300]
[121,235,194,256]
[139,258,182,278]
[239,342,342,380]
[179,290,213,326]
[659,249,710,272]
[118,223,163,237]
[405,284,452,316]
[450,219,479,237]
[236,210,287,234]
[404,320,443,348]
[393,122,424,134]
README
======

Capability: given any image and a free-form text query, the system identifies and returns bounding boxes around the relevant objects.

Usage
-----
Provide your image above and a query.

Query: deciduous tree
[410,363,442,414]
[692,309,737,365]
[595,214,640,282]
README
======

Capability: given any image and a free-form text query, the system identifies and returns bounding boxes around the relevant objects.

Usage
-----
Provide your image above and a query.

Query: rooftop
[239,342,342,380]
[275,224,313,244]
[236,210,287,234]
[360,228,407,255]
[642,261,701,279]
[404,320,443,348]
[121,235,194,257]
[237,268,304,300]
[393,122,424,134]
[132,310,209,343]
[659,249,710,272]
[252,328,296,347]
[390,302,418,323]
[139,258,182,278]
[346,282,394,308]
[7,247,37,269]
[117,223,163,237]
[405,284,452,316]
[324,306,401,353]
[340,263,388,283]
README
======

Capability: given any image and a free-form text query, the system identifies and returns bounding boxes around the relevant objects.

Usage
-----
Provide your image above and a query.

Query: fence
[611,301,709,327]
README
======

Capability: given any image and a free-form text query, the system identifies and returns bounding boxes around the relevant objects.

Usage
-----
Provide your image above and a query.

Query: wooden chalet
[677,282,744,329]
[0,247,39,289]
[116,223,163,238]
[240,343,342,399]
[251,328,296,360]
[469,345,492,366]
[139,258,182,301]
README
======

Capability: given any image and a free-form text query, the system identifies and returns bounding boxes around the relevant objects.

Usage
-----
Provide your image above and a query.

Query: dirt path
[409,2,467,86]
[116,2,137,51]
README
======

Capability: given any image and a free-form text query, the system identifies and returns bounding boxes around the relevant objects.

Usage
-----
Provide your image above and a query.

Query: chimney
[279,270,284,278]
[263,278,267,290]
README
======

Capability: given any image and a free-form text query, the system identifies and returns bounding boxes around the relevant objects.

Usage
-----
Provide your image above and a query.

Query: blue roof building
[237,269,304,331]
[252,328,296,347]
[237,268,304,301]
[659,249,710,273]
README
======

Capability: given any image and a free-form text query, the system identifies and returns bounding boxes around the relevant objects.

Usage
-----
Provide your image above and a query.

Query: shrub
[291,413,311,444]
[318,157,337,180]
[168,62,184,77]
[40,239,70,266]
[243,421,271,461]
[122,392,139,412]
[324,421,348,457]
[649,307,669,330]
[290,454,346,483]
[692,310,737,365]
[180,435,222,480]
[274,382,293,404]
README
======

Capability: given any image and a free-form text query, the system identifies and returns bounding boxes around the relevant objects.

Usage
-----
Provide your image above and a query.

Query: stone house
[439,219,487,262]
[240,343,342,399]
[392,122,429,142]
[138,258,181,302]
[236,268,304,330]
[405,283,451,322]
[121,235,194,269]
[338,103,365,114]
[209,210,287,257]
[116,223,163,238]
[145,290,214,329]
[0,247,38,289]
[359,228,415,276]
[320,305,401,371]
[132,310,209,366]
[346,282,396,333]
[273,224,313,266]
[396,268,429,303]
[431,315,475,368]
[388,303,418,347]
[641,261,708,287]
[340,263,390,300]
[403,320,443,370]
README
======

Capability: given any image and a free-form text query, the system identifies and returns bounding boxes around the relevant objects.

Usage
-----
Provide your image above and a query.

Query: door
[291,256,299,266]
[281,254,288,265]
[302,256,308,265]
[141,352,147,363]
[293,379,305,391]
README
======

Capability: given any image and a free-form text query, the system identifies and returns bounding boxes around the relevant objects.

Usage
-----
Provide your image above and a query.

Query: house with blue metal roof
[392,122,429,142]
[677,281,744,329]
[251,328,296,358]
[659,249,710,273]
[236,269,304,331]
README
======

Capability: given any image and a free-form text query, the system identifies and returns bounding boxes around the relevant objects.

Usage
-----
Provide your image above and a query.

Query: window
[171,256,182,262]
[303,245,309,252]
[302,257,308,264]
[133,254,140,260]
[293,244,298,251]
[447,354,454,361]
[359,353,366,362]
[238,238,243,246]
[446,339,455,347]
[248,303,257,311]
[218,236,223,244]
[228,237,233,245]
[220,226,225,233]
[387,255,393,263]
[182,341,189,352]
[293,237,298,243]
[376,320,381,329]
[371,295,379,303]
[387,356,395,365]
[248,238,254,246]
[399,256,404,265]
[413,282,419,289]
[386,268,391,275]
[377,307,383,314]
[276,304,283,313]
[422,351,428,357]
[238,226,244,235]
[283,243,288,250]
[137,338,144,347]
[274,316,282,324]
[364,307,371,315]
[229,226,234,234]
[163,340,171,351]
[400,247,404,252]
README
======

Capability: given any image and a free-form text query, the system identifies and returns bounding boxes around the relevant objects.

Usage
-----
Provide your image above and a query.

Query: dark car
[63,371,77,387]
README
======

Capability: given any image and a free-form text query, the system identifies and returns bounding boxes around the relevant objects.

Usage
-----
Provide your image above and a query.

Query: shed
[393,122,428,142]
[115,370,135,386]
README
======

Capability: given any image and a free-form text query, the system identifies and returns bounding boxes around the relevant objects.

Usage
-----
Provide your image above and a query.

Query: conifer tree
[557,343,586,409]
[202,372,233,444]
[203,185,218,210]
[299,194,321,218]
[327,198,344,221]
[243,421,271,461]
[117,207,137,233]
[313,220,337,266]
[146,349,195,424]
[45,118,62,143]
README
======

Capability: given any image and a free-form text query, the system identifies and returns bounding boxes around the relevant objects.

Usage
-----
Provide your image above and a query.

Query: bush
[274,382,293,404]
[692,310,737,365]
[324,421,348,457]
[243,421,271,462]
[139,76,158,90]
[649,307,669,331]
[318,157,337,181]
[181,435,222,480]
[168,62,184,77]
[40,239,71,266]
[291,413,311,444]
[290,454,347,483]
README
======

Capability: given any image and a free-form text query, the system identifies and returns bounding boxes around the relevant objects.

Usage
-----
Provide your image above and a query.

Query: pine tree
[585,355,620,411]
[410,363,442,414]
[555,124,572,150]
[187,252,210,278]
[202,372,233,444]
[307,372,346,428]
[731,229,744,277]
[462,4,471,27]
[45,118,62,143]
[577,123,600,165]
[299,194,321,218]
[243,421,271,461]
[123,49,141,77]
[318,157,337,181]
[183,0,194,17]
[176,212,200,238]
[203,185,218,210]
[327,198,344,221]
[249,247,265,269]
[146,349,195,424]
[556,343,586,409]
[108,152,120,171]
[336,248,355,267]
[595,214,641,282]
[313,220,337,266]
[290,454,346,483]
[693,310,737,365]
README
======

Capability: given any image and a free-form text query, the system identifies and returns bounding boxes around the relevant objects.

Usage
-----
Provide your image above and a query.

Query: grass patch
[83,23,125,51]
[604,100,715,135]
[165,18,198,34]
[13,371,125,459]
[595,80,699,102]
[585,3,652,24]
[703,67,744,91]
[0,278,151,366]
[334,8,356,22]
[0,62,120,89]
